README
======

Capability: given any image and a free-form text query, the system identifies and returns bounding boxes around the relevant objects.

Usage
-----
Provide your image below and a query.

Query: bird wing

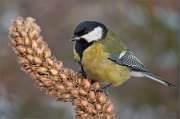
[108,50,148,72]
[108,50,175,87]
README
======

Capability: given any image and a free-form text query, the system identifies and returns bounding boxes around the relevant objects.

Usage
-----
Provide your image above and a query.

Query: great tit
[71,21,175,88]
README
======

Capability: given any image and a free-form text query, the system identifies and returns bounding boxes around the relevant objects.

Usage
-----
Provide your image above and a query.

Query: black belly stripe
[75,39,93,61]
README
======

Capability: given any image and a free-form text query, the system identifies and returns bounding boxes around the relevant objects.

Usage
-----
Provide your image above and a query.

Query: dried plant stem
[8,17,115,119]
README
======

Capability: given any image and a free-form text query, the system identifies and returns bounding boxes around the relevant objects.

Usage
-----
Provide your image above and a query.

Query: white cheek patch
[81,27,103,43]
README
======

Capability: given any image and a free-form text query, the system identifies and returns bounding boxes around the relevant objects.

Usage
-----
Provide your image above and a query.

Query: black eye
[84,30,88,34]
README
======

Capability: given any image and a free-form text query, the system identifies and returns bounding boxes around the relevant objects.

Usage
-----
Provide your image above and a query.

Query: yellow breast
[82,42,129,86]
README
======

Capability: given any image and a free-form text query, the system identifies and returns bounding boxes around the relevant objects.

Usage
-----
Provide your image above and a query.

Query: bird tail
[143,72,175,87]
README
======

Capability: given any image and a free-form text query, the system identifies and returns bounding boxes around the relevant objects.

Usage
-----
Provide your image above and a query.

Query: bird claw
[95,83,112,96]
[96,88,109,96]
[77,71,87,78]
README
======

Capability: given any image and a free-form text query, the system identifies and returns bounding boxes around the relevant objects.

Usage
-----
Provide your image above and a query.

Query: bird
[70,21,175,89]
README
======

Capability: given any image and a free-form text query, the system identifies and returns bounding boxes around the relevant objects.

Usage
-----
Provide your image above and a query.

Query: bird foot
[96,83,112,96]
[77,71,87,78]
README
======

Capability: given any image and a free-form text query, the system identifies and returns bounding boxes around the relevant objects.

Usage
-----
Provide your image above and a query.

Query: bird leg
[96,83,112,96]
[77,63,87,78]
[77,70,87,78]
[101,83,112,90]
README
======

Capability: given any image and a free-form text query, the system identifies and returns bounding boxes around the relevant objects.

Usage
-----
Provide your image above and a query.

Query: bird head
[71,21,107,43]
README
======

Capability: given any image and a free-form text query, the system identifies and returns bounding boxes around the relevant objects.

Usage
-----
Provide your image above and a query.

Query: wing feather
[108,50,147,72]
[108,50,175,87]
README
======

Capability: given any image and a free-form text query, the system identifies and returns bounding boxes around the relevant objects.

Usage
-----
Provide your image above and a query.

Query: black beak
[69,36,81,41]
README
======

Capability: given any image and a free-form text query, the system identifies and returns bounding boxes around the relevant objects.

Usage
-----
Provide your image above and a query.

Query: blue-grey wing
[108,50,148,72]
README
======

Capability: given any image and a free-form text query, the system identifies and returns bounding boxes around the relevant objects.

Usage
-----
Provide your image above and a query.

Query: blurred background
[0,0,179,119]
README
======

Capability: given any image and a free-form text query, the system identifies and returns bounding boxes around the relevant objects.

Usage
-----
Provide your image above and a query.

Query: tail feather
[143,72,175,87]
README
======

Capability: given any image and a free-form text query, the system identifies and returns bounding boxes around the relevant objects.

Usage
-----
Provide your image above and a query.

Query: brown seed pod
[103,114,113,119]
[97,92,107,104]
[48,90,57,97]
[80,99,88,107]
[27,48,33,55]
[79,89,88,96]
[55,84,65,90]
[64,80,73,88]
[29,73,37,80]
[32,40,38,49]
[36,36,43,44]
[88,91,96,101]
[59,73,67,80]
[71,89,79,96]
[86,106,94,114]
[24,37,31,45]
[36,47,44,55]
[26,17,35,23]
[53,76,59,81]
[82,79,91,90]
[49,69,59,76]
[16,37,24,45]
[29,29,39,39]
[15,18,23,26]
[36,67,48,74]
[77,78,82,85]
[61,94,71,99]
[18,58,29,65]
[93,82,100,89]
[46,58,53,66]
[44,49,51,58]
[20,31,27,37]
[26,54,33,62]
[36,82,44,87]
[105,103,113,113]
[80,114,89,118]
[16,45,26,54]
[38,77,48,82]
[76,110,84,115]
[14,49,20,55]
[43,80,53,87]
[9,39,17,47]
[10,32,19,38]
[53,62,63,70]
[95,104,102,110]
[33,56,42,64]
[73,99,81,106]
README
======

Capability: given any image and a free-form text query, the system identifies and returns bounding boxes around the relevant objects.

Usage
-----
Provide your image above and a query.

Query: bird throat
[75,39,93,61]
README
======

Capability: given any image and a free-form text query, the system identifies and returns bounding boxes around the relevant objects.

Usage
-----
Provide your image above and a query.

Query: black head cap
[74,21,107,38]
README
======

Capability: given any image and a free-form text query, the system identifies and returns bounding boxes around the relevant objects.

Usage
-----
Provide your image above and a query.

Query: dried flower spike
[9,17,115,119]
